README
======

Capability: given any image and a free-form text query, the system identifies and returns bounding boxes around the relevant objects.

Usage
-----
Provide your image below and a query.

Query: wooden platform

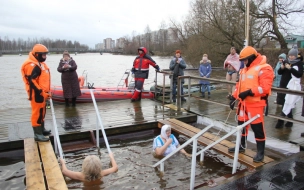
[24,138,67,190]
[158,119,274,169]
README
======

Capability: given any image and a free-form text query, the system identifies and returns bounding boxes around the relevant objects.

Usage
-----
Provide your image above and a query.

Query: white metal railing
[153,114,260,190]
[49,98,64,159]
[90,89,112,153]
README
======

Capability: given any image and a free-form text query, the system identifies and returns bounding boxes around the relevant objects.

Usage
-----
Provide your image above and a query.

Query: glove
[131,67,135,73]
[41,91,51,99]
[154,65,160,71]
[229,96,236,110]
[238,89,253,101]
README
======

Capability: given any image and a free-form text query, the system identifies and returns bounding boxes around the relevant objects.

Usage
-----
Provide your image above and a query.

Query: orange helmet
[32,44,48,56]
[239,46,257,61]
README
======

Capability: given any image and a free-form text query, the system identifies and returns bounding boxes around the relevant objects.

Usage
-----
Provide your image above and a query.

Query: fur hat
[288,45,298,57]
[63,50,70,57]
[175,50,181,54]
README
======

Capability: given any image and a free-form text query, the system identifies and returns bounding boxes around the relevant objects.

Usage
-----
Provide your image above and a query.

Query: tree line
[0,36,89,51]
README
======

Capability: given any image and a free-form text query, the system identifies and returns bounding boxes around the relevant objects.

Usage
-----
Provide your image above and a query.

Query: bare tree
[237,0,304,49]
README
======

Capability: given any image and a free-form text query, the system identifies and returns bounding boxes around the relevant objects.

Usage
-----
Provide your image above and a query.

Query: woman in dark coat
[57,51,81,107]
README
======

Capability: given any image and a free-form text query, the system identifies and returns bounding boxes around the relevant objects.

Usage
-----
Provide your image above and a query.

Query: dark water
[61,133,240,190]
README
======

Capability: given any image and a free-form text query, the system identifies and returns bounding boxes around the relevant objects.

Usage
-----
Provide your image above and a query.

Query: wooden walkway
[158,119,274,169]
[24,138,67,190]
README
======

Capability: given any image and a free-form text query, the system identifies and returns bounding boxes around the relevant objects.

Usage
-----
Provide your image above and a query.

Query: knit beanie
[175,50,181,54]
[63,50,70,57]
[288,45,298,57]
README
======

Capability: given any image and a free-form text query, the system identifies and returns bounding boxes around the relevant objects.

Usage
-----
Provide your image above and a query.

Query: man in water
[21,44,51,142]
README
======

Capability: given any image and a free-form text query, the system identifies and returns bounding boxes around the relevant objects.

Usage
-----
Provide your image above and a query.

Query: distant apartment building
[104,38,115,50]
[167,27,179,44]
[95,43,105,50]
[116,37,125,48]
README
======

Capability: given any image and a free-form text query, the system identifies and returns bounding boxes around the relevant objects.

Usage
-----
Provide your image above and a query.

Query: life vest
[21,52,51,99]
[238,55,271,103]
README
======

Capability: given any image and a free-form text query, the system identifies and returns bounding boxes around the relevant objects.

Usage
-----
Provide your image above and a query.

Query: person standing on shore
[131,47,160,102]
[228,46,274,163]
[273,53,286,104]
[21,44,51,142]
[57,50,81,107]
[169,50,187,103]
[274,46,303,128]
[199,54,212,98]
[224,47,241,99]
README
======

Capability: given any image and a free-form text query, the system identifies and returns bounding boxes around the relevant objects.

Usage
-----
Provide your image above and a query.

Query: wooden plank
[158,120,264,168]
[168,119,274,164]
[38,141,68,190]
[24,138,46,190]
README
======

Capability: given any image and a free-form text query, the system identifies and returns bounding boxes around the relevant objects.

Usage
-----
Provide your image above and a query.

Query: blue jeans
[172,82,184,99]
[201,84,210,93]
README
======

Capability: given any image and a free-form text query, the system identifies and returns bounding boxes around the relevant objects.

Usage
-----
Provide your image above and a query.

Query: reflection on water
[0,161,25,190]
[62,107,82,131]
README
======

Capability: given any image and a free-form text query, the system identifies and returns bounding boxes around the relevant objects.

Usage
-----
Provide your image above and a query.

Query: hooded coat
[57,57,81,99]
[199,60,212,85]
[273,53,286,87]
[276,57,303,105]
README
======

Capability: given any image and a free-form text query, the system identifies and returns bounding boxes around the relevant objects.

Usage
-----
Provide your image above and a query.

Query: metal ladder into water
[153,114,260,190]
[116,69,134,89]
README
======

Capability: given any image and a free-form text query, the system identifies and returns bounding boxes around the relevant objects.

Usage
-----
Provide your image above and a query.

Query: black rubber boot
[72,97,76,107]
[285,111,293,127]
[253,141,265,163]
[41,122,51,136]
[208,92,211,98]
[275,119,284,128]
[228,135,247,153]
[33,126,49,142]
[65,98,70,107]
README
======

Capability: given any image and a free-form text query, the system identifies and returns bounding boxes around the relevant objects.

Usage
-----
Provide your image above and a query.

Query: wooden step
[24,138,46,190]
[24,138,68,190]
[38,141,68,190]
[158,119,274,169]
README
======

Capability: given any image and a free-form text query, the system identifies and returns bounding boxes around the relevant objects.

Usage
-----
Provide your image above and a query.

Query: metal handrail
[155,71,173,104]
[90,89,111,153]
[49,98,64,159]
[152,114,260,190]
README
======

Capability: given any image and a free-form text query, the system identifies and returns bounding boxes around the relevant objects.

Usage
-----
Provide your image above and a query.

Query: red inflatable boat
[50,86,155,103]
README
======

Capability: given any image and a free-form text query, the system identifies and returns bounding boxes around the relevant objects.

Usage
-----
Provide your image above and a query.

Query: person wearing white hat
[153,125,191,157]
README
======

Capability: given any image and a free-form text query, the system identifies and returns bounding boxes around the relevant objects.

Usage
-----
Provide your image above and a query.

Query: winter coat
[276,58,303,105]
[169,57,187,83]
[273,53,286,87]
[57,58,81,99]
[199,61,212,85]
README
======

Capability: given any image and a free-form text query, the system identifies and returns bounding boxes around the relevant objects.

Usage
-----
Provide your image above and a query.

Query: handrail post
[170,74,173,103]
[177,77,181,111]
[162,72,165,105]
[232,130,241,174]
[96,115,99,148]
[160,162,164,173]
[90,89,111,153]
[200,152,204,163]
[187,76,191,110]
[190,138,198,190]
[154,71,157,100]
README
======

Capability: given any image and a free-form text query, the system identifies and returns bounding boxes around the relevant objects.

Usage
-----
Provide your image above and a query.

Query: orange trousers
[30,91,46,127]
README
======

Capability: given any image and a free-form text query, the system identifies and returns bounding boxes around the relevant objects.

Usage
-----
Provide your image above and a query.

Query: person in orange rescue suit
[228,46,274,163]
[21,44,51,142]
[131,47,160,102]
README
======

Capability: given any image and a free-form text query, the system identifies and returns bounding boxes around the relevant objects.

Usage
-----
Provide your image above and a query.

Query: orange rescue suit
[21,52,51,127]
[232,54,274,141]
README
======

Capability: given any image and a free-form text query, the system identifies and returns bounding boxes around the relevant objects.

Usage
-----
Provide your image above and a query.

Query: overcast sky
[0,0,190,48]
